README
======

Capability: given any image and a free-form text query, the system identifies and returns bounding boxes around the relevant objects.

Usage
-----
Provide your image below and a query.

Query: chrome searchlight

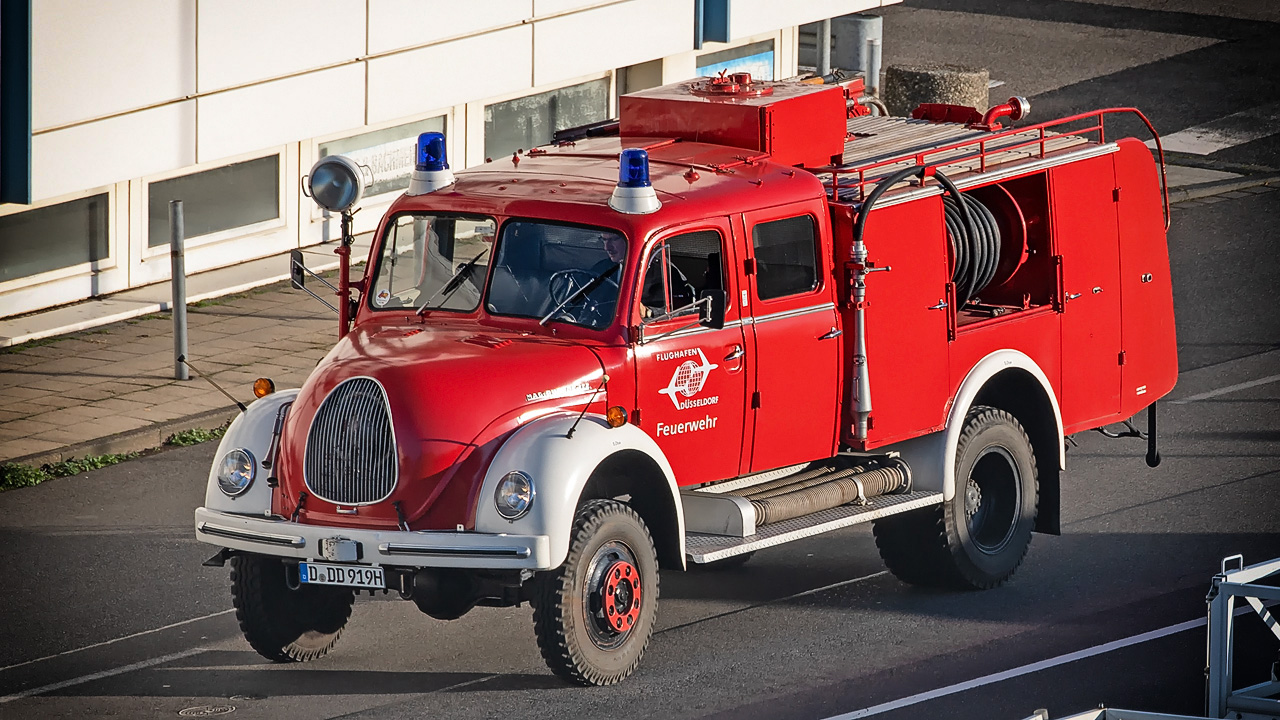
[304,154,368,213]
[608,148,661,215]
[407,131,455,196]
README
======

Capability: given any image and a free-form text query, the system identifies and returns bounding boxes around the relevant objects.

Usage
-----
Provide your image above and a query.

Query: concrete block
[884,64,989,117]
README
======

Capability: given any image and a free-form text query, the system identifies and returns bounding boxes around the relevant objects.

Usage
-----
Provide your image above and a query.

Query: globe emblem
[658,348,719,408]
[671,361,704,397]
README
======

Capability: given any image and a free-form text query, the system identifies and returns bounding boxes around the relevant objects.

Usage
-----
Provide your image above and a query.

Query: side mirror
[290,249,306,289]
[698,289,727,330]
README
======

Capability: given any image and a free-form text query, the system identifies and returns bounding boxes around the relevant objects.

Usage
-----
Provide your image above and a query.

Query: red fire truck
[194,73,1177,686]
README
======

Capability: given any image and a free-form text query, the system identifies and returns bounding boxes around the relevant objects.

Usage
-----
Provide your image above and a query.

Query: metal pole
[867,38,883,97]
[170,200,189,381]
[817,19,832,76]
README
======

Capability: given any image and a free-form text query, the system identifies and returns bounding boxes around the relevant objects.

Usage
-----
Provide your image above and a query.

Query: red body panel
[1113,139,1179,414]
[834,198,953,448]
[1051,155,1125,432]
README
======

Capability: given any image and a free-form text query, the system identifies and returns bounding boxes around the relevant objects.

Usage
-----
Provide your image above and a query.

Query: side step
[685,490,942,564]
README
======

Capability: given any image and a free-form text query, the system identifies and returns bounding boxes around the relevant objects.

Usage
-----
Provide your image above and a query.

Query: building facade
[0,0,894,318]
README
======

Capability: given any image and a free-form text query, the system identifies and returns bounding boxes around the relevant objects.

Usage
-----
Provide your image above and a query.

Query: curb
[1168,173,1280,204]
[5,406,241,469]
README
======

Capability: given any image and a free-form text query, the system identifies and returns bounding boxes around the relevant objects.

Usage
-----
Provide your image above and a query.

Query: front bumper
[194,507,553,570]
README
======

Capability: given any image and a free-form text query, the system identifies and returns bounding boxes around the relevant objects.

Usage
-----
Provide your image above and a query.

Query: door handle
[1065,292,1082,301]
[819,328,843,340]
[724,345,744,361]
[928,300,948,310]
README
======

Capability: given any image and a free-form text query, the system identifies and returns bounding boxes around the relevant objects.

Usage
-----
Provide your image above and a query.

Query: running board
[685,490,942,564]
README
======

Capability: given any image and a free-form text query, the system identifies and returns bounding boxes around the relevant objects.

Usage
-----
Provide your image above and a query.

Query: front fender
[474,413,684,570]
[202,390,299,515]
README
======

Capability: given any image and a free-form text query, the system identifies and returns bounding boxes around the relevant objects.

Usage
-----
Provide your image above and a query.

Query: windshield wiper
[417,248,489,316]
[539,263,620,326]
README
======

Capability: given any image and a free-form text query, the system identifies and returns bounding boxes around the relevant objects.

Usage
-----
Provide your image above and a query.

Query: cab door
[633,220,749,486]
[741,204,842,473]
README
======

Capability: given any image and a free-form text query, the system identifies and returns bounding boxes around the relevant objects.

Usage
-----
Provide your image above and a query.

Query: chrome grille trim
[303,376,398,506]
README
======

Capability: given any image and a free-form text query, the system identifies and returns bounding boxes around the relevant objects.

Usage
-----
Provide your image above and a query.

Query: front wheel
[230,554,354,662]
[530,499,659,686]
[874,405,1038,590]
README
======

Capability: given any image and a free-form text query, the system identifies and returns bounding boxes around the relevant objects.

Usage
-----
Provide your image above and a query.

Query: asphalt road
[4,2,1280,719]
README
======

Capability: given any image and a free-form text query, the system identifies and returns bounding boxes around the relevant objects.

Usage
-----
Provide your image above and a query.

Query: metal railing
[824,107,1171,230]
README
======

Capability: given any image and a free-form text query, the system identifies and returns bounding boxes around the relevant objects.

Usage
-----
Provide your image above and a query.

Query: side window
[751,215,818,300]
[640,229,725,321]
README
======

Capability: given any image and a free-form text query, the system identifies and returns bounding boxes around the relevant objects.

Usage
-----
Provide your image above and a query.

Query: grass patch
[0,336,63,355]
[0,451,142,492]
[166,425,228,447]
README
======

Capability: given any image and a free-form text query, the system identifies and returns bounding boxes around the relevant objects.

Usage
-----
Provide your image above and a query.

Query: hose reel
[943,192,1003,305]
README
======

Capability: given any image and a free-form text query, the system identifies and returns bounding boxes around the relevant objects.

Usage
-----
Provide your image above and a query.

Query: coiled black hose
[943,193,1002,304]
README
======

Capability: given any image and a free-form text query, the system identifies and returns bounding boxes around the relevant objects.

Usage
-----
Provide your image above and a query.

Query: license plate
[299,562,385,589]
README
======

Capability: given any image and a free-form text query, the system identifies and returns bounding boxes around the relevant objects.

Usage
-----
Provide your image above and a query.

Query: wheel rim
[964,444,1021,554]
[582,540,642,649]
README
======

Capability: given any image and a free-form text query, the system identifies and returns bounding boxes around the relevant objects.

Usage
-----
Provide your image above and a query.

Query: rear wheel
[530,499,659,686]
[230,554,354,662]
[874,406,1038,590]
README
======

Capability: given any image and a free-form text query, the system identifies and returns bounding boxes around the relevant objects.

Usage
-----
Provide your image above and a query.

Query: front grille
[303,377,398,505]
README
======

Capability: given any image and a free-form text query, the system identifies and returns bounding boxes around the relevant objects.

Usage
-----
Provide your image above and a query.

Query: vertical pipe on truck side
[170,200,189,381]
[867,38,882,97]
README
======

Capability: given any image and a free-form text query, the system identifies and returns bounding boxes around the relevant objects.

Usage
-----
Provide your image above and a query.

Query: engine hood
[275,322,606,528]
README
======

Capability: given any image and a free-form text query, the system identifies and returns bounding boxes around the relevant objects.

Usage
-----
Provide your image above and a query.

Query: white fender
[940,349,1065,500]
[475,413,685,570]
[202,390,299,514]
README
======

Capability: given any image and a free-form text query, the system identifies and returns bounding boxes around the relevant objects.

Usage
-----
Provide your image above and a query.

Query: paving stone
[0,438,61,461]
[26,405,116,424]
[20,394,81,410]
[0,418,60,437]
[88,397,156,415]
[0,407,32,423]
[2,386,55,401]
[60,386,119,402]
[25,378,87,393]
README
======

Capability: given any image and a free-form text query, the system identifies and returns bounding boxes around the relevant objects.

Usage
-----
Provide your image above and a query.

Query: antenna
[567,374,609,439]
[178,354,247,412]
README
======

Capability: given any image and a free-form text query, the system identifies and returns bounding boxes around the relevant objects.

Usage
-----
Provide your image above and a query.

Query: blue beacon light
[609,148,661,214]
[407,131,455,196]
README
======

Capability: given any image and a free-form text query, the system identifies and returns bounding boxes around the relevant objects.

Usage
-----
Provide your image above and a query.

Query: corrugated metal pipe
[748,459,910,526]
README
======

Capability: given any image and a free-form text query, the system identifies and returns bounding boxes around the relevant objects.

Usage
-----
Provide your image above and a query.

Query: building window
[751,215,818,300]
[319,116,445,199]
[696,40,775,80]
[484,77,610,160]
[0,194,109,283]
[147,155,280,248]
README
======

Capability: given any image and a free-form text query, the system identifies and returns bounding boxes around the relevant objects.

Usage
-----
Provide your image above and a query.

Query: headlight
[217,449,256,497]
[495,471,534,520]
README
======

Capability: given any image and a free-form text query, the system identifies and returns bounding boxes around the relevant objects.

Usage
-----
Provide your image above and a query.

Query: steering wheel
[548,269,620,326]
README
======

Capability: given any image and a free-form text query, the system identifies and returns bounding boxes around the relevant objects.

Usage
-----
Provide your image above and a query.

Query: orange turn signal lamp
[253,378,276,398]
[606,406,628,428]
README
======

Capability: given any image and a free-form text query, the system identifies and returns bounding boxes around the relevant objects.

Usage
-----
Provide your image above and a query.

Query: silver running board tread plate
[684,490,943,564]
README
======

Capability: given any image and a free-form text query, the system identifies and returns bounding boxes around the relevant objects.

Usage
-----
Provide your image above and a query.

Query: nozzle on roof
[407,132,455,196]
[609,148,661,215]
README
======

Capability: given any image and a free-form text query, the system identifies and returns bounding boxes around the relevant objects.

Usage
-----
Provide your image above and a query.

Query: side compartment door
[633,220,749,486]
[742,204,842,473]
[1052,155,1123,431]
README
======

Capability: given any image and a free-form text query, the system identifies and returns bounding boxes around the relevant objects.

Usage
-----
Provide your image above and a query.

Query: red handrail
[824,107,1169,230]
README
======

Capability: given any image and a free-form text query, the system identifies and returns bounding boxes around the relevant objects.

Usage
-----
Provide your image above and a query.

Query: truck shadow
[48,650,567,698]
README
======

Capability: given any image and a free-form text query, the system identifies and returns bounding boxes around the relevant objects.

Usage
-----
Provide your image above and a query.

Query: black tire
[530,499,659,686]
[873,406,1038,590]
[230,554,355,662]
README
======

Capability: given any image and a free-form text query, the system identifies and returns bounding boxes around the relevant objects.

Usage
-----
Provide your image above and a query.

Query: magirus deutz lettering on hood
[195,72,1177,685]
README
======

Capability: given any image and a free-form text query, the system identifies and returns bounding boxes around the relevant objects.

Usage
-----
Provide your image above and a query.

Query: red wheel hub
[601,560,642,632]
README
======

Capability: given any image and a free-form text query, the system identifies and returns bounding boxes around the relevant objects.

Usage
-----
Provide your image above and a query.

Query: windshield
[368,213,496,312]
[486,221,626,330]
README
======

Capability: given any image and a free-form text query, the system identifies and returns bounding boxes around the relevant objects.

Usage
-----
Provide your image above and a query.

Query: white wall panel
[198,65,365,163]
[197,0,366,92]
[32,103,196,202]
[533,0,691,86]
[533,0,605,15]
[32,0,195,130]
[368,0,532,54]
[368,26,533,126]
[728,0,890,40]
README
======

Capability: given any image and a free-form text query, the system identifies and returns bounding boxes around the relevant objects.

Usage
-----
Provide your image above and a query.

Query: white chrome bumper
[194,507,553,570]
